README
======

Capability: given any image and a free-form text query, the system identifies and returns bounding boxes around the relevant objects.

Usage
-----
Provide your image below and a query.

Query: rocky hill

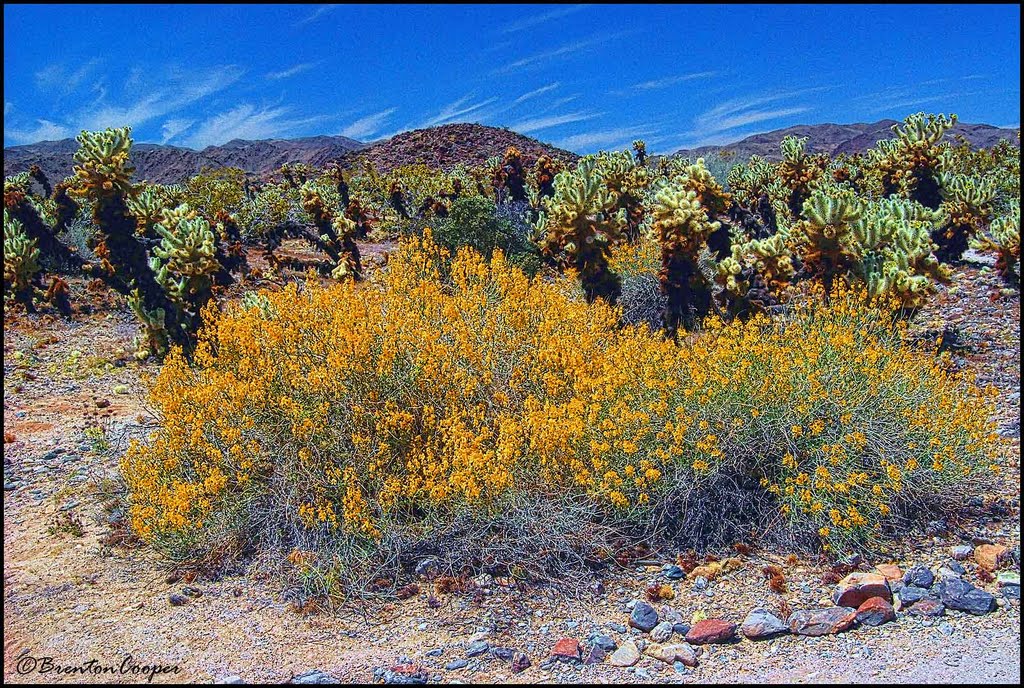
[335,123,579,173]
[673,120,1019,160]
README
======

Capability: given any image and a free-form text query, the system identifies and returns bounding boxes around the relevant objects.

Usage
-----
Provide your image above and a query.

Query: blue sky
[3,4,1020,154]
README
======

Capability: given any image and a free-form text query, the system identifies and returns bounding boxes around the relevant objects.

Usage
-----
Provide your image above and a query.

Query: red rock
[684,619,737,644]
[906,598,945,617]
[855,596,896,626]
[511,651,531,673]
[788,607,858,636]
[974,544,1008,572]
[875,564,903,581]
[550,638,581,661]
[832,572,891,607]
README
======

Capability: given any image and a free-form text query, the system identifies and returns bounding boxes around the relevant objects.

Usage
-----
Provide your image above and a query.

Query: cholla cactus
[4,210,41,310]
[778,136,824,218]
[972,201,1020,284]
[632,140,647,166]
[150,207,220,307]
[126,185,166,238]
[790,187,864,293]
[534,156,626,303]
[867,113,957,207]
[595,150,650,243]
[534,154,559,199]
[127,288,169,360]
[934,172,997,262]
[301,182,361,280]
[71,126,135,196]
[652,181,722,337]
[718,231,794,296]
[673,158,732,220]
[494,146,528,204]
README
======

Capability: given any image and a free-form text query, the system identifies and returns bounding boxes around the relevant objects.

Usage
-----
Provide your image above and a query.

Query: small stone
[182,586,203,597]
[650,621,674,642]
[938,622,955,636]
[95,398,111,408]
[997,571,1020,599]
[740,609,789,640]
[168,593,188,606]
[672,623,690,636]
[465,641,489,658]
[899,586,936,606]
[644,642,699,667]
[549,638,581,662]
[855,597,895,627]
[692,576,709,591]
[489,647,514,661]
[607,622,627,633]
[583,645,607,665]
[590,634,617,652]
[788,607,857,636]
[974,544,1008,572]
[415,558,438,578]
[684,619,737,645]
[902,565,934,589]
[663,565,685,580]
[292,670,338,684]
[906,598,945,617]
[945,559,966,575]
[215,676,245,684]
[937,577,996,615]
[832,572,891,607]
[629,601,660,632]
[874,564,902,581]
[510,652,530,674]
[425,649,443,658]
[609,640,641,667]
[444,659,468,671]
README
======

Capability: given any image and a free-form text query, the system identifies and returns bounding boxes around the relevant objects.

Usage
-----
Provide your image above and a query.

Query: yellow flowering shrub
[121,232,998,564]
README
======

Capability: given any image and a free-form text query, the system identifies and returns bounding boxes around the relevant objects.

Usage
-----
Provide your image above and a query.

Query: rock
[444,659,468,671]
[741,609,789,640]
[182,586,203,598]
[629,601,659,632]
[95,398,111,408]
[684,619,737,644]
[650,621,674,643]
[902,565,934,589]
[590,634,617,652]
[609,640,641,667]
[788,607,857,636]
[489,647,514,661]
[692,576,709,591]
[672,623,690,637]
[663,565,685,580]
[424,649,443,658]
[168,593,188,606]
[549,638,581,662]
[855,597,895,626]
[644,643,699,667]
[944,559,966,575]
[583,645,607,665]
[215,676,245,684]
[906,598,945,617]
[937,577,996,615]
[607,622,627,633]
[465,641,489,658]
[899,585,937,606]
[415,558,438,578]
[832,572,891,607]
[875,564,903,581]
[510,652,530,674]
[997,571,1020,599]
[292,670,338,684]
[974,544,1008,572]
[379,665,428,684]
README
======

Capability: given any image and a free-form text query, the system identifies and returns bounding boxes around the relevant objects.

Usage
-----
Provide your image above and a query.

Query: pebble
[609,640,641,667]
[444,659,468,671]
[465,641,489,658]
[292,670,337,684]
[628,601,659,632]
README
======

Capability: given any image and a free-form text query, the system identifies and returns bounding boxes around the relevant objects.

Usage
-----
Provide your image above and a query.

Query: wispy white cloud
[78,64,245,131]
[266,62,319,80]
[501,5,589,34]
[508,111,603,134]
[160,118,195,145]
[631,71,718,91]
[295,4,339,27]
[182,104,330,149]
[339,108,397,140]
[35,59,103,97]
[513,82,560,106]
[555,125,653,152]
[5,119,72,144]
[419,95,499,127]
[4,102,12,118]
[492,33,621,75]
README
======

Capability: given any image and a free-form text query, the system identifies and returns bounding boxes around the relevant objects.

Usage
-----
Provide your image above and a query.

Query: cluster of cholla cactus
[534,156,626,303]
[866,113,957,207]
[972,199,1020,285]
[595,150,651,243]
[3,210,42,310]
[716,231,794,315]
[651,179,722,338]
[300,182,361,280]
[935,171,996,262]
[632,140,647,166]
[777,136,826,218]
[493,146,529,204]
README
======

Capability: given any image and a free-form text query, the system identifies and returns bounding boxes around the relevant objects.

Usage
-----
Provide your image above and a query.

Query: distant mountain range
[672,120,1019,160]
[4,120,1018,186]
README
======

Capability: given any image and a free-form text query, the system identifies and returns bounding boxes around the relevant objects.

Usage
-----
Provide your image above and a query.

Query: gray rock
[629,601,660,632]
[899,586,937,606]
[168,593,188,606]
[215,677,245,684]
[609,640,641,667]
[937,577,996,615]
[292,670,338,684]
[672,623,690,636]
[444,659,468,671]
[465,641,489,658]
[415,558,438,578]
[903,565,934,589]
[489,647,514,661]
[692,576,709,591]
[741,608,789,640]
[938,622,955,636]
[424,649,443,657]
[945,559,966,574]
[996,571,1020,599]
[906,598,945,617]
[650,621,674,642]
[583,645,607,665]
[663,565,685,580]
[607,622,627,633]
[590,634,617,652]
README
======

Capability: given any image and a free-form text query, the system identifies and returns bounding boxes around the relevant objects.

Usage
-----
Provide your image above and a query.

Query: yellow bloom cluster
[121,232,998,557]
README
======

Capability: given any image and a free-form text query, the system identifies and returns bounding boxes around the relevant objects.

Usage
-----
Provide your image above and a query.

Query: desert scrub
[121,232,998,579]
